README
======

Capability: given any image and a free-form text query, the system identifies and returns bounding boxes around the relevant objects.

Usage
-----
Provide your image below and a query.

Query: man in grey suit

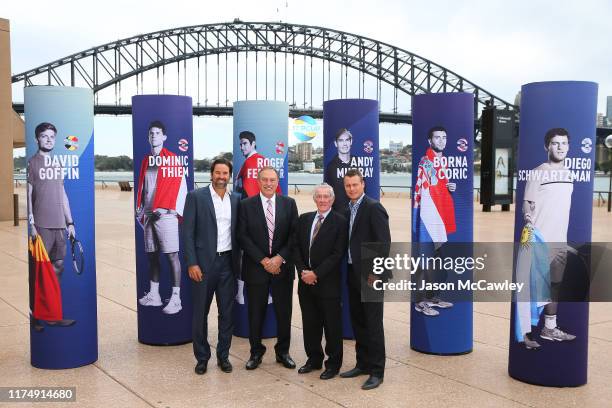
[183,158,240,375]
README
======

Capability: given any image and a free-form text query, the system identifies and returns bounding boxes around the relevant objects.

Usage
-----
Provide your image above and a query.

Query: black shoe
[195,360,208,375]
[320,369,339,380]
[45,319,76,327]
[31,317,44,332]
[246,355,263,370]
[339,367,368,378]
[275,353,296,369]
[362,375,383,390]
[217,358,233,373]
[298,362,322,374]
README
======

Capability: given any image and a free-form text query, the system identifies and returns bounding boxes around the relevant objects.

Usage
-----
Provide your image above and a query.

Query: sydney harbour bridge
[11,21,517,123]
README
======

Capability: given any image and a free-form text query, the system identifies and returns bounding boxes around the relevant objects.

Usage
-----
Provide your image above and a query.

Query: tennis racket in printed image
[70,236,84,275]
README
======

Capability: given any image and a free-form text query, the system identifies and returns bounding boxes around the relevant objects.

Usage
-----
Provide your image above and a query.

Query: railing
[13,176,611,208]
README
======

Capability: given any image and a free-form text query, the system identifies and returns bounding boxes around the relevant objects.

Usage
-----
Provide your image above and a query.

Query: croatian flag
[413,147,456,243]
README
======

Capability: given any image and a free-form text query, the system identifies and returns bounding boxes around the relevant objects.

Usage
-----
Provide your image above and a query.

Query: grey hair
[313,182,335,199]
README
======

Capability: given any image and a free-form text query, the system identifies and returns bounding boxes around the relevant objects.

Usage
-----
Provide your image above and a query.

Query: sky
[7,0,611,158]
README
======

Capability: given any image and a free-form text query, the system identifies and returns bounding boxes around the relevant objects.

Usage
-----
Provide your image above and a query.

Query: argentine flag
[513,225,551,342]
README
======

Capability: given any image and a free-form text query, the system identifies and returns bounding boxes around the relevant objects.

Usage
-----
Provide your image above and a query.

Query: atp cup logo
[457,138,468,152]
[292,115,320,142]
[276,141,285,154]
[581,138,592,154]
[363,140,374,154]
[64,135,79,151]
[178,138,189,152]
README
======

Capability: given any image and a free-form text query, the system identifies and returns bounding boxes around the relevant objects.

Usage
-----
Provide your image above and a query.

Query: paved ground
[1,186,611,407]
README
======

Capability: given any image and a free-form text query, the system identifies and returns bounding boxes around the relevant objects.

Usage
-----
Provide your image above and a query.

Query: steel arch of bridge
[11,21,516,119]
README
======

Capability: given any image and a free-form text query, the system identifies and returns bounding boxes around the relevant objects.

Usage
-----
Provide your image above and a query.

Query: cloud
[6,0,610,112]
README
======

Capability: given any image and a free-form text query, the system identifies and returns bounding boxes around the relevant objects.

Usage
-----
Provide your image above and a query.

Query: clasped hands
[261,255,284,275]
[300,270,317,285]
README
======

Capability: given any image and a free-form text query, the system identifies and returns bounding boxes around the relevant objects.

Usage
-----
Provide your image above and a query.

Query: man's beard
[214,179,228,189]
[39,146,53,153]
[431,146,444,153]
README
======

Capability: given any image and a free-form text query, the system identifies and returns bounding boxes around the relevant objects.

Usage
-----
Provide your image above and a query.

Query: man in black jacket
[238,166,299,370]
[293,183,347,380]
[339,169,391,390]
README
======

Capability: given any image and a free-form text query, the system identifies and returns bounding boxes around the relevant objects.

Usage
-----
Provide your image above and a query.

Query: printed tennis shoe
[415,301,440,316]
[540,327,576,342]
[163,295,182,314]
[139,291,162,307]
[425,297,453,309]
[522,334,541,350]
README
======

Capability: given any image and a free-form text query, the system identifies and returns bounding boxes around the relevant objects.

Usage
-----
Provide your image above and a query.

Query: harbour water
[14,171,612,194]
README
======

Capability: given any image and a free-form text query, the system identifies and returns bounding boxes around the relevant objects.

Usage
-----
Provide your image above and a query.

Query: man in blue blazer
[183,158,240,375]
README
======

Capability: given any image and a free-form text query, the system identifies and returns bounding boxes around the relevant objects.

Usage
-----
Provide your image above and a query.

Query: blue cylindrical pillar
[132,95,194,345]
[25,86,98,368]
[509,81,597,386]
[232,100,289,338]
[410,92,474,355]
[323,99,380,339]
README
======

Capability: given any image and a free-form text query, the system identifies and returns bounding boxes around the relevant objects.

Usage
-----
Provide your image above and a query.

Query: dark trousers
[246,278,293,356]
[298,286,343,370]
[347,265,385,377]
[192,253,235,362]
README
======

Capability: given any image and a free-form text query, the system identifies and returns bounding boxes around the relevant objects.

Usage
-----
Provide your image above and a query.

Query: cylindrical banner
[509,81,597,386]
[323,99,380,339]
[132,95,194,345]
[25,86,97,369]
[410,92,474,355]
[232,100,289,338]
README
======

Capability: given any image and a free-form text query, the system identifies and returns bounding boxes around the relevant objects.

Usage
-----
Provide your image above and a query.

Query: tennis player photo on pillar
[509,81,597,387]
[409,93,474,356]
[412,126,458,315]
[323,99,380,212]
[132,95,194,345]
[135,119,188,315]
[25,86,98,369]
[231,100,288,338]
[28,122,80,331]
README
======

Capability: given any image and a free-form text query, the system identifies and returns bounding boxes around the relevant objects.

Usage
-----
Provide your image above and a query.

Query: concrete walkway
[1,186,610,407]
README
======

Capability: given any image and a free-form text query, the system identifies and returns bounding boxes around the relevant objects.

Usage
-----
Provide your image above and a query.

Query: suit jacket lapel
[255,195,269,248]
[306,212,317,253]
[310,211,331,249]
[203,186,217,234]
[350,196,367,239]
[230,193,238,237]
[273,195,284,245]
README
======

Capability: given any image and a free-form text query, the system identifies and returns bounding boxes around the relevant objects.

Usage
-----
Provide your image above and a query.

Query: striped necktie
[266,199,275,254]
[310,214,324,247]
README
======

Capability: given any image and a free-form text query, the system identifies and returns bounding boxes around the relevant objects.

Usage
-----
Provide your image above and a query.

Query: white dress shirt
[259,192,276,221]
[210,184,232,252]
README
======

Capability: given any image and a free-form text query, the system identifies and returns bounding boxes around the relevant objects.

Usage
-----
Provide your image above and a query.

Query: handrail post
[13,194,19,226]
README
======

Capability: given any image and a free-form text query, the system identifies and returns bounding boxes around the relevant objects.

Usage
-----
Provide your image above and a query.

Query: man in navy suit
[339,169,391,390]
[239,166,299,370]
[183,158,240,375]
[293,183,347,380]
